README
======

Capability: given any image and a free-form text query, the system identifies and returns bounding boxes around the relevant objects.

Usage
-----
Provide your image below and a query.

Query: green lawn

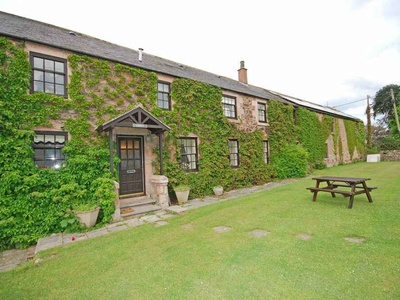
[1,162,399,299]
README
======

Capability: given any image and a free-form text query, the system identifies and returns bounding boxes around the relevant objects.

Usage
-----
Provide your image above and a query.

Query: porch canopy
[96,106,170,175]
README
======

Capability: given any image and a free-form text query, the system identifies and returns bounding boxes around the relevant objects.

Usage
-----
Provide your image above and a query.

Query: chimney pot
[138,48,144,62]
[238,61,248,84]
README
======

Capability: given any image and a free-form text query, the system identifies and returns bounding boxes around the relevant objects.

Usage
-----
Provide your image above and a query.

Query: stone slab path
[0,179,296,272]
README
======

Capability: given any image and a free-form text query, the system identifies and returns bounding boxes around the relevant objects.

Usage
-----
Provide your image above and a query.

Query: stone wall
[380,150,400,161]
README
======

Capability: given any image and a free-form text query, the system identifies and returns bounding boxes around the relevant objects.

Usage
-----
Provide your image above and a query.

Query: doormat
[121,208,134,214]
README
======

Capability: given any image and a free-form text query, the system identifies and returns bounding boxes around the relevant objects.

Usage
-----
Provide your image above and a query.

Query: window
[258,102,267,123]
[325,143,329,158]
[179,138,198,171]
[263,140,270,164]
[228,139,239,167]
[222,95,237,118]
[157,82,171,110]
[33,131,67,168]
[293,109,297,125]
[30,52,67,97]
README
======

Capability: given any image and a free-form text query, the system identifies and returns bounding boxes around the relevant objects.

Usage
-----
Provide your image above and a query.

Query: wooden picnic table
[306,176,377,208]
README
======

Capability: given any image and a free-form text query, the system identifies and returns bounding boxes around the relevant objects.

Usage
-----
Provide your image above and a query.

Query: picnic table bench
[306,176,377,208]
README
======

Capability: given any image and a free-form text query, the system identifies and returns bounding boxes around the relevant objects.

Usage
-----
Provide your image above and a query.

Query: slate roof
[0,11,360,121]
[267,90,362,121]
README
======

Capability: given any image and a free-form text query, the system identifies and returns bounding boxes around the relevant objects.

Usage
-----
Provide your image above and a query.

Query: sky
[1,0,400,124]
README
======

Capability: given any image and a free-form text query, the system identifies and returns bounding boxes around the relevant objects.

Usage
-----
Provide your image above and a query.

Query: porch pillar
[158,132,164,175]
[109,127,114,176]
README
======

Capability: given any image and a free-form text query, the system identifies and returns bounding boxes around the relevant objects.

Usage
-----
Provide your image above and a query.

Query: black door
[118,136,144,195]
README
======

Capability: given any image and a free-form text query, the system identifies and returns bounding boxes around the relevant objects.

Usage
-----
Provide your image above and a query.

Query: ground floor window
[228,139,239,167]
[263,140,270,164]
[33,131,67,168]
[179,137,198,171]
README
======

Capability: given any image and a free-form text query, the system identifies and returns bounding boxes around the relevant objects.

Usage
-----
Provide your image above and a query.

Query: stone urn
[174,185,190,204]
[213,186,224,196]
[74,206,100,228]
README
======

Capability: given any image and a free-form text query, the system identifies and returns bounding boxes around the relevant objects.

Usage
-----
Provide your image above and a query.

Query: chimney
[138,48,144,62]
[238,61,248,84]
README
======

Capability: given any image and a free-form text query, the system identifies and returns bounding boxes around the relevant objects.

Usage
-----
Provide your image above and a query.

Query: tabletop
[311,176,371,183]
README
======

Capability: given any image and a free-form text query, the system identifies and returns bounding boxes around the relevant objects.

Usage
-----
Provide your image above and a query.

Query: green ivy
[0,36,366,249]
[0,39,117,249]
[297,108,332,167]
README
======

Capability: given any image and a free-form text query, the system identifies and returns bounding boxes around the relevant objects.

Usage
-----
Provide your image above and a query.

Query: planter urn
[74,207,100,228]
[175,188,190,204]
[213,186,224,196]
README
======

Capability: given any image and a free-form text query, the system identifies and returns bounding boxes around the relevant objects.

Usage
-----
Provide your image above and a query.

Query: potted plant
[174,185,190,204]
[213,186,224,196]
[73,203,100,228]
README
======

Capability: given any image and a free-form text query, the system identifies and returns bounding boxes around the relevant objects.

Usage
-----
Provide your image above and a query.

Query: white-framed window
[228,139,239,167]
[222,95,237,119]
[33,131,67,169]
[263,140,270,164]
[157,81,171,110]
[258,102,267,123]
[179,137,198,171]
[30,52,67,97]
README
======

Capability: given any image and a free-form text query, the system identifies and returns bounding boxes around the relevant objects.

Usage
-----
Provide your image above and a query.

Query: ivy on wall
[160,78,272,198]
[344,119,366,159]
[0,36,366,249]
[0,39,116,250]
[297,108,333,168]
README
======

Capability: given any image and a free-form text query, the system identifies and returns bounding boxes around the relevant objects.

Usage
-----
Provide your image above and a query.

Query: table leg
[348,184,356,209]
[327,180,336,198]
[312,180,320,202]
[362,181,373,203]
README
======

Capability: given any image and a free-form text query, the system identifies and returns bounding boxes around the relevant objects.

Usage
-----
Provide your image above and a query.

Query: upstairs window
[33,131,67,169]
[30,52,67,97]
[263,140,270,164]
[179,137,198,171]
[222,95,237,119]
[157,82,171,110]
[228,139,239,167]
[258,102,267,123]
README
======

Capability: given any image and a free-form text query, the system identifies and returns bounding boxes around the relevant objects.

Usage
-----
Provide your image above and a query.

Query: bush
[273,144,309,179]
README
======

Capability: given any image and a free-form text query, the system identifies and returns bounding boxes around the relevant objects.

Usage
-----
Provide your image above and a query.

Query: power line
[333,97,369,108]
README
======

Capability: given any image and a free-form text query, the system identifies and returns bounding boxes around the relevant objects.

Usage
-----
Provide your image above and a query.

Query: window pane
[45,149,55,159]
[128,150,134,159]
[55,74,64,84]
[34,134,44,143]
[55,61,64,73]
[34,81,44,92]
[55,85,64,95]
[33,57,43,68]
[44,135,55,143]
[55,135,65,143]
[45,83,54,93]
[45,72,55,83]
[35,149,44,159]
[44,59,54,71]
[34,70,44,81]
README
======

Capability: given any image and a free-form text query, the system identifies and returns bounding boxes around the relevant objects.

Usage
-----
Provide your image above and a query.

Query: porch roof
[96,106,170,133]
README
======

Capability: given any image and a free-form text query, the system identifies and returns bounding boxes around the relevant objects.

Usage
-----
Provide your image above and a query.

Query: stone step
[120,204,162,218]
[120,196,155,208]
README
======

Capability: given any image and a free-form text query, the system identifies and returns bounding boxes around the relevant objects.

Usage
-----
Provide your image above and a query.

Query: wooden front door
[118,136,144,195]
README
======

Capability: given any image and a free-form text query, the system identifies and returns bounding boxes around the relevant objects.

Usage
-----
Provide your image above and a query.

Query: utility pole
[390,88,400,136]
[366,95,372,148]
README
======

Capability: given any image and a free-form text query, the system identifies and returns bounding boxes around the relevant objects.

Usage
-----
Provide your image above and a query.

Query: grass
[1,162,399,299]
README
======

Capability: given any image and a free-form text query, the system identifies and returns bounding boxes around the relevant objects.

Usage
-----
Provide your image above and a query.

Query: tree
[372,84,400,127]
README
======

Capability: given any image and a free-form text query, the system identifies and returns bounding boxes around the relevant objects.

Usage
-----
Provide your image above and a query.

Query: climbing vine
[0,36,366,249]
